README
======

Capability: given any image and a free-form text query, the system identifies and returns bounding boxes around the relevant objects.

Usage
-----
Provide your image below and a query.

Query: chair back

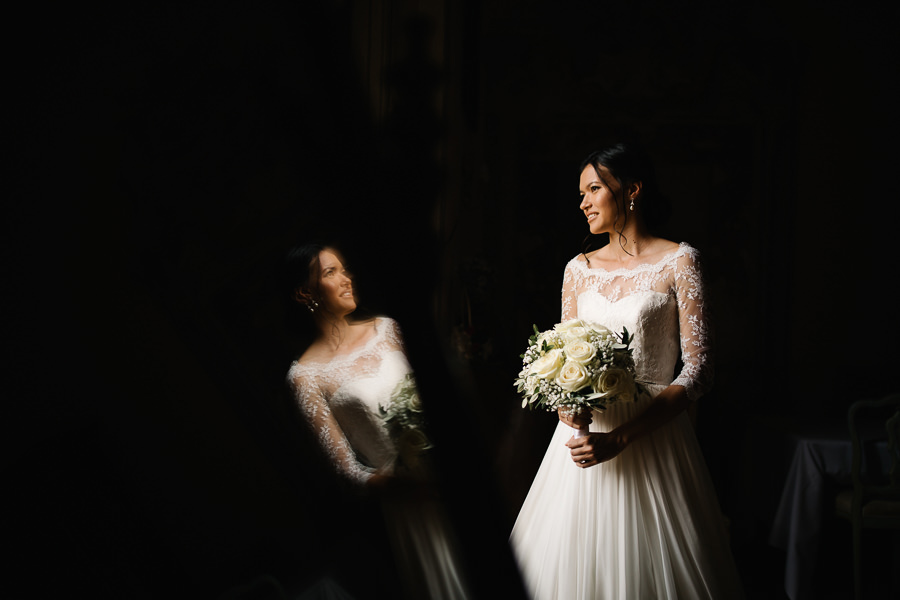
[887,405,900,488]
[848,392,900,499]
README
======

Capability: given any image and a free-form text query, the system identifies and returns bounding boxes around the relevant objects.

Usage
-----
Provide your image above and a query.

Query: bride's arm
[567,249,712,467]
[558,260,593,430]
[288,371,377,486]
[567,385,691,466]
[560,259,579,322]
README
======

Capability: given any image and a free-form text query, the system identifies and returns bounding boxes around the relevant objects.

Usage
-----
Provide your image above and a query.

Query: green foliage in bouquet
[379,373,433,469]
[514,319,646,414]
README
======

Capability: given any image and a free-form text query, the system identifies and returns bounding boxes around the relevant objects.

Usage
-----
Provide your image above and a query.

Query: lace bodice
[561,242,713,401]
[287,317,410,485]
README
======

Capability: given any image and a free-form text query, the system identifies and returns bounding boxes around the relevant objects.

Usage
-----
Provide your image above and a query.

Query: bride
[285,243,470,600]
[510,144,744,599]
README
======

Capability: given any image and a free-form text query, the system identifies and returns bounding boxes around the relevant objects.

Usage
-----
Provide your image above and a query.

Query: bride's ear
[627,180,643,200]
[293,287,313,305]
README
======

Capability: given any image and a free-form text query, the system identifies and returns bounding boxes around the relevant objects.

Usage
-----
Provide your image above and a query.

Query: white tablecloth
[768,422,890,600]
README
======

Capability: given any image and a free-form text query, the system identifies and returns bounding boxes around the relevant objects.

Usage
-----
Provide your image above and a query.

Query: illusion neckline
[574,242,691,275]
[291,317,389,371]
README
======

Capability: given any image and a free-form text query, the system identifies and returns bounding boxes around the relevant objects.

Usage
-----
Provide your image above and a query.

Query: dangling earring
[629,197,635,211]
[307,299,319,313]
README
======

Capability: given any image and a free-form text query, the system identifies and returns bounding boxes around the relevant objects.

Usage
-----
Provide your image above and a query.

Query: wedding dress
[287,317,469,600]
[510,243,744,600]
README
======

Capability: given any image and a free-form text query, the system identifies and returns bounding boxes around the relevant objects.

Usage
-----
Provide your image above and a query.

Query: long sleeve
[671,248,714,401]
[289,371,374,485]
[561,260,579,322]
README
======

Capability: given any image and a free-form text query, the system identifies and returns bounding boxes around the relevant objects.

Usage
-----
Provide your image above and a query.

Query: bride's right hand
[558,407,592,430]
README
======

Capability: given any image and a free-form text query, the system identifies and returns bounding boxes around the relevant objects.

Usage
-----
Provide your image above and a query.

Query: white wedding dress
[287,317,469,600]
[510,243,744,600]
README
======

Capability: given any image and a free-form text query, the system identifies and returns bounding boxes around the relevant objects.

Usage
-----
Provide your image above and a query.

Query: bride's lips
[586,212,598,222]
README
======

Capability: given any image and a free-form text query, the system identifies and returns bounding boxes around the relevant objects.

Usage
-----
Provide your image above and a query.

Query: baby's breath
[514,320,645,413]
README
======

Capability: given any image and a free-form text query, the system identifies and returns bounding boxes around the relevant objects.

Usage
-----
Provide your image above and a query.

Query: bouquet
[379,373,433,470]
[513,319,645,435]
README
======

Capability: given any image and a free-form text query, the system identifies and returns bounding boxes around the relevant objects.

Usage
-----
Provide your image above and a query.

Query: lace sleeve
[380,317,406,352]
[671,247,714,401]
[288,370,374,486]
[561,259,579,322]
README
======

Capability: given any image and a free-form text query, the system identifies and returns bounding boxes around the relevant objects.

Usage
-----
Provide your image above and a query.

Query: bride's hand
[558,407,593,430]
[565,431,626,468]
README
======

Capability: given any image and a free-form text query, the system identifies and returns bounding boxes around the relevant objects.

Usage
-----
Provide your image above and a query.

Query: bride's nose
[579,195,589,210]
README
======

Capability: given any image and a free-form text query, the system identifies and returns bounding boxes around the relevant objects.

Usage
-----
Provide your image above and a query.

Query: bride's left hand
[565,431,627,467]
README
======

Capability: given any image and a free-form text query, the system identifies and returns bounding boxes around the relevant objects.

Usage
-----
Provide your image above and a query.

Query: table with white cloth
[768,420,890,600]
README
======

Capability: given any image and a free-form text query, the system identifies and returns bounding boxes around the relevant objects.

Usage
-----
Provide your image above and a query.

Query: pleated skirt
[510,389,743,600]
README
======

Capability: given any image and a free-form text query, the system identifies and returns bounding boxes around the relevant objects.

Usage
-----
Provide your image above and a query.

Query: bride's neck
[315,315,354,351]
[608,225,653,262]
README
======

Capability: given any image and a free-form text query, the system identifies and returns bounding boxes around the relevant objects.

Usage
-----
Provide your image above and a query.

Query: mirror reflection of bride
[284,243,470,600]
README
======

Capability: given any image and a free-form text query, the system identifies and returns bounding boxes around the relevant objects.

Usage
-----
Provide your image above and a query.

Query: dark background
[5,1,899,598]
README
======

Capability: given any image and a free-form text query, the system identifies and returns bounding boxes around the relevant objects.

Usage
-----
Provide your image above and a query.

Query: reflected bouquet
[514,319,645,418]
[379,373,433,470]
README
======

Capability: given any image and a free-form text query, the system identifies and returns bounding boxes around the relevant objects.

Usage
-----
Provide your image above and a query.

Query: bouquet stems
[572,425,590,439]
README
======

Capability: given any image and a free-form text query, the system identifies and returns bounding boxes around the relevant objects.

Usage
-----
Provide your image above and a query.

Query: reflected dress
[510,243,743,600]
[287,317,469,600]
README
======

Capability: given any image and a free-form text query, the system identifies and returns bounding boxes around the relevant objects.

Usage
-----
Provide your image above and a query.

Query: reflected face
[315,250,356,316]
[579,164,622,235]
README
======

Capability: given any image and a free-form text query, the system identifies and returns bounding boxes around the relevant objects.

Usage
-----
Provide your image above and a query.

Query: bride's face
[315,250,356,317]
[579,164,623,235]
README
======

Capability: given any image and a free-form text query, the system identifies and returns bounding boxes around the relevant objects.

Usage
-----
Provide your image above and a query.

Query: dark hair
[579,142,672,255]
[283,242,326,301]
[280,242,327,350]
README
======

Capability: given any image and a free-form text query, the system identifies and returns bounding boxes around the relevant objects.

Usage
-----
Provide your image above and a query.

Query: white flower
[555,319,590,344]
[536,329,560,349]
[563,339,596,365]
[523,374,539,395]
[587,322,613,340]
[529,348,564,380]
[556,361,592,392]
[593,368,636,403]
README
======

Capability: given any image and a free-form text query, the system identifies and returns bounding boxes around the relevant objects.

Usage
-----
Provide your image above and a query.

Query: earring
[629,197,635,211]
[307,299,319,313]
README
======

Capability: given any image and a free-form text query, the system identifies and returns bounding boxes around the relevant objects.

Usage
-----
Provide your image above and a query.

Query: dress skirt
[510,386,743,600]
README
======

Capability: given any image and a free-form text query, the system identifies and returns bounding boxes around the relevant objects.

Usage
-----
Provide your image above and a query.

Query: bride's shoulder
[567,252,589,266]
[292,342,329,370]
[567,249,603,266]
[287,347,323,386]
[670,240,702,261]
[666,242,708,277]
[369,315,406,346]
[564,253,593,277]
[370,315,398,333]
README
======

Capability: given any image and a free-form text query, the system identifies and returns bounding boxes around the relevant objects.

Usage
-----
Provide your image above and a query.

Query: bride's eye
[590,185,601,193]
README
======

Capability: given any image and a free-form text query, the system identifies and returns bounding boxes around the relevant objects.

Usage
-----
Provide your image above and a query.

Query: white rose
[563,339,596,365]
[407,391,423,411]
[593,368,636,403]
[556,361,592,392]
[555,319,584,332]
[529,348,564,380]
[556,320,590,344]
[587,322,613,340]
